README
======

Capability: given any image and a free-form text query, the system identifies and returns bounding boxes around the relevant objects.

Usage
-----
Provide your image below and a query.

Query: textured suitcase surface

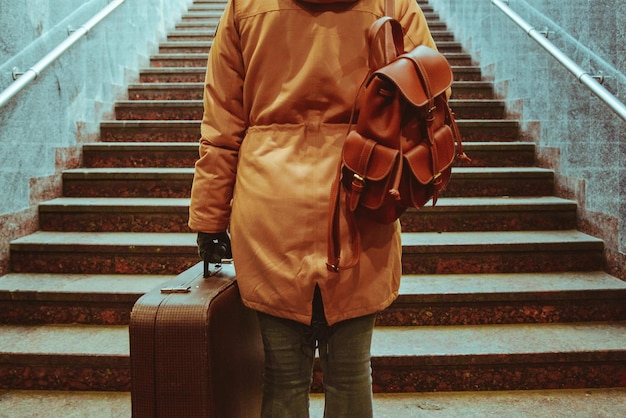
[130,262,263,417]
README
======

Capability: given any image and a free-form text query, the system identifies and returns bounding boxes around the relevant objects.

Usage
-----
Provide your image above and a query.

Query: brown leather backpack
[327,16,469,272]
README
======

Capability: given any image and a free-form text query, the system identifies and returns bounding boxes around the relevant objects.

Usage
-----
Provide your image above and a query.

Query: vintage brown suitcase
[129,261,263,417]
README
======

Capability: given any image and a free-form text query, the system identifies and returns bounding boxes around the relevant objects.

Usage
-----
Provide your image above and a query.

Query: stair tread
[372,322,626,360]
[39,196,574,211]
[10,230,600,250]
[398,271,626,300]
[1,271,622,304]
[61,167,551,175]
[10,231,195,248]
[0,324,128,356]
[2,388,625,418]
[402,230,603,251]
[1,322,624,359]
[0,273,170,300]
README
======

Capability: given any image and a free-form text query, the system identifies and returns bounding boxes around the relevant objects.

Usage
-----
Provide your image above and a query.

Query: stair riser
[113,102,504,120]
[128,82,490,101]
[2,361,623,393]
[135,68,486,85]
[82,147,528,168]
[63,179,192,198]
[364,362,626,392]
[9,251,197,275]
[400,208,577,232]
[10,246,602,275]
[99,121,520,143]
[139,71,205,83]
[0,364,130,392]
[39,206,576,233]
[39,211,192,233]
[402,249,604,275]
[83,150,197,168]
[149,55,469,69]
[378,298,626,326]
[155,43,464,55]
[0,302,132,325]
[60,175,553,198]
[100,124,199,142]
[166,31,456,43]
[2,295,623,326]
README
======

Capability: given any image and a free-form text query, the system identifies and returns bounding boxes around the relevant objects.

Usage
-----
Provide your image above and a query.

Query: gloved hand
[197,231,232,264]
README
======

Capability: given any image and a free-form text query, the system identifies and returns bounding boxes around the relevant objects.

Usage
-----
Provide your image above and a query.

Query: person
[188,0,438,416]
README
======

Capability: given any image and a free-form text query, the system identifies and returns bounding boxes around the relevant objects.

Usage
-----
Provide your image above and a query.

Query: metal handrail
[492,0,626,123]
[0,0,125,109]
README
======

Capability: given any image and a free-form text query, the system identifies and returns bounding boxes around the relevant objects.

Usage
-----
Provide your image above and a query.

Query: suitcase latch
[160,285,191,294]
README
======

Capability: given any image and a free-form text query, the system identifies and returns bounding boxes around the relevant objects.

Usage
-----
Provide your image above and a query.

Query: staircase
[1,0,625,416]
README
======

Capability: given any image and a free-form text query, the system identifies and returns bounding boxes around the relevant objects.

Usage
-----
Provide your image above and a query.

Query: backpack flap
[341,131,400,211]
[375,45,453,107]
[402,122,455,207]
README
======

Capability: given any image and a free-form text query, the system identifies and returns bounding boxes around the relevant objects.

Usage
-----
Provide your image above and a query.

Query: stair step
[2,269,622,327]
[139,67,205,83]
[100,120,200,142]
[58,167,554,198]
[0,324,129,391]
[2,388,626,418]
[82,142,198,168]
[9,230,603,275]
[401,196,577,232]
[401,230,604,274]
[164,28,457,43]
[61,167,193,198]
[99,119,520,143]
[0,273,169,325]
[363,322,626,392]
[3,322,623,392]
[455,142,535,167]
[81,141,531,168]
[39,197,191,232]
[148,51,470,69]
[380,271,626,326]
[135,65,485,84]
[37,196,575,233]
[112,99,505,121]
[127,79,491,101]
[9,232,198,274]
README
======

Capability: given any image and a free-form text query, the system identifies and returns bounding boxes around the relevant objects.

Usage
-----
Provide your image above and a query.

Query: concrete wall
[430,0,626,279]
[0,0,193,275]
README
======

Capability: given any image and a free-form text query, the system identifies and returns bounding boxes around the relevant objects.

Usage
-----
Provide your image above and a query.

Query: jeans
[257,294,376,418]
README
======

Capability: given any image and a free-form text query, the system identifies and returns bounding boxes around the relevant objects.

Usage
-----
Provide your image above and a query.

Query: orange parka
[188,0,437,326]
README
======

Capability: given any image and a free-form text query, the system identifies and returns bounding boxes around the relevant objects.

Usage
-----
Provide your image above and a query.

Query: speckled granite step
[9,230,602,275]
[80,141,533,169]
[59,166,553,198]
[0,273,170,325]
[9,232,198,275]
[126,79,492,102]
[2,388,626,418]
[112,98,505,120]
[99,118,519,142]
[380,271,626,325]
[82,142,198,168]
[1,269,623,326]
[401,230,604,274]
[38,196,575,233]
[2,322,624,392]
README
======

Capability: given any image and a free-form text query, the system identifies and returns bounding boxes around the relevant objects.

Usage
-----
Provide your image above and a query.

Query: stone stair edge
[9,229,602,248]
[1,270,624,304]
[38,195,576,210]
[1,322,624,361]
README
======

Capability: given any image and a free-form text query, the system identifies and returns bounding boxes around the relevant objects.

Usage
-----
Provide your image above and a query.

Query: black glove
[197,232,232,264]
